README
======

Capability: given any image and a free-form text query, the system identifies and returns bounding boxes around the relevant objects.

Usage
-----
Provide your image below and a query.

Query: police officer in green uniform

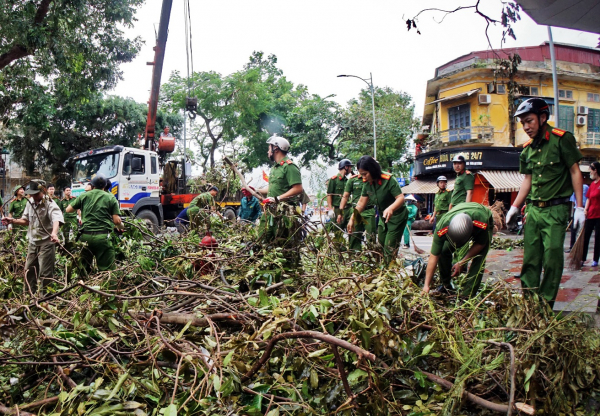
[326,159,353,247]
[66,174,123,272]
[402,195,419,249]
[188,186,218,229]
[256,135,303,252]
[59,186,78,246]
[422,203,493,297]
[338,170,377,251]
[430,176,451,228]
[47,184,60,205]
[506,98,584,306]
[9,185,28,231]
[348,156,407,266]
[449,155,474,210]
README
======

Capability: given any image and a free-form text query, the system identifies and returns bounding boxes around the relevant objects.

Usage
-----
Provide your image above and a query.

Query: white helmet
[266,134,290,152]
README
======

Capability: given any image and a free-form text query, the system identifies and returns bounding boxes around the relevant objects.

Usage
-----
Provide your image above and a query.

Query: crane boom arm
[144,0,173,150]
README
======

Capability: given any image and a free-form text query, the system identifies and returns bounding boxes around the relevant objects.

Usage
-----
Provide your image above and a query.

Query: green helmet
[12,184,24,196]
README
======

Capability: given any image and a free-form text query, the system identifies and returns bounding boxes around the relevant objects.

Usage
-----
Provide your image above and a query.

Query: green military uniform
[519,125,582,304]
[259,156,303,253]
[70,189,120,272]
[187,192,215,229]
[59,197,78,246]
[451,170,475,207]
[360,173,408,265]
[326,172,349,246]
[9,197,28,230]
[432,203,493,297]
[434,188,451,223]
[403,203,418,247]
[344,174,376,251]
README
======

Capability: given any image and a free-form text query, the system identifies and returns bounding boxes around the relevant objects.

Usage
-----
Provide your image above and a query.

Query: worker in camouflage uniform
[506,98,584,306]
[9,185,28,231]
[430,176,451,229]
[326,159,353,248]
[348,156,407,266]
[338,167,377,251]
[422,203,494,298]
[59,186,78,247]
[449,155,474,210]
[255,135,303,257]
[402,195,419,249]
[67,174,123,272]
[188,186,218,229]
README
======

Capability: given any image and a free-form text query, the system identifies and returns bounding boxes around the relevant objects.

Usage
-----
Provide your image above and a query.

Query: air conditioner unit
[578,106,589,115]
[487,83,495,94]
[577,115,588,126]
[478,94,491,105]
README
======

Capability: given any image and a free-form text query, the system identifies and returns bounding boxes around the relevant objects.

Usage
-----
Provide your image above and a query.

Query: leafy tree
[0,0,143,121]
[7,94,182,176]
[338,87,420,171]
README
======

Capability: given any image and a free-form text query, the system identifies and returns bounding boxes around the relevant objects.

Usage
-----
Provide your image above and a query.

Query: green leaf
[421,344,433,356]
[307,348,328,358]
[524,364,536,393]
[161,404,178,416]
[347,369,368,383]
[310,369,319,388]
[223,350,235,366]
[265,409,280,416]
[259,289,269,307]
[309,286,319,299]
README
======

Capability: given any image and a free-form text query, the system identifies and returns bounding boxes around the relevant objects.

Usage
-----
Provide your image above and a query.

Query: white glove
[506,205,519,227]
[574,207,585,229]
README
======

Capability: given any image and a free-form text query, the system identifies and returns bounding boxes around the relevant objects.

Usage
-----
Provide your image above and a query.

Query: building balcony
[580,132,600,151]
[427,126,494,150]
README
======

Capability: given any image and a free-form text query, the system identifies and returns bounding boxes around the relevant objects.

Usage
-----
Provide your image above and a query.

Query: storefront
[402,147,523,213]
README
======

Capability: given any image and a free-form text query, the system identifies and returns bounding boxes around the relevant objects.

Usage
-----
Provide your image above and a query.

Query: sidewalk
[404,231,600,314]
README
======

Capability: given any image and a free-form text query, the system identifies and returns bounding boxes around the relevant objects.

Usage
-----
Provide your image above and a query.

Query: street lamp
[337,73,377,159]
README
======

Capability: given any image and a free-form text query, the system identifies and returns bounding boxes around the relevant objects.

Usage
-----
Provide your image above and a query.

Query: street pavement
[402,231,600,316]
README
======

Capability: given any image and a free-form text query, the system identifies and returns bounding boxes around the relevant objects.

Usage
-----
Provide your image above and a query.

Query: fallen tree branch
[241,331,376,383]
[421,370,509,413]
[52,356,77,389]
[485,341,516,416]
[223,157,264,201]
[0,403,36,416]
[133,312,253,328]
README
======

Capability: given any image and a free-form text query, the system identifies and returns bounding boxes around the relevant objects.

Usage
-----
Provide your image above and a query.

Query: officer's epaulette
[331,175,338,180]
[437,227,448,237]
[465,170,472,175]
[473,220,487,230]
[381,173,391,180]
[350,174,360,179]
[552,128,566,137]
[523,139,533,148]
[286,159,293,164]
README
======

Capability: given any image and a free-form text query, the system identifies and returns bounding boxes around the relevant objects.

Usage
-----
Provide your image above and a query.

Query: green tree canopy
[338,87,420,172]
[0,0,143,121]
[8,94,182,176]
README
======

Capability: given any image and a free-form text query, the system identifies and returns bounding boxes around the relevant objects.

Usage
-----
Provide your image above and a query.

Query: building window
[448,104,471,142]
[559,89,574,100]
[530,86,539,96]
[559,105,574,133]
[496,84,506,94]
[588,93,600,103]
[589,108,600,133]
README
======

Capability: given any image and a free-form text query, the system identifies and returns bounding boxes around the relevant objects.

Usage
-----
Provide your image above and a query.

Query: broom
[406,224,426,255]
[568,221,585,270]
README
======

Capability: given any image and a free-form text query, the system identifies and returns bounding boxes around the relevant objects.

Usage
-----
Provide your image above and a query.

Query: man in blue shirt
[567,183,589,252]
[238,188,262,223]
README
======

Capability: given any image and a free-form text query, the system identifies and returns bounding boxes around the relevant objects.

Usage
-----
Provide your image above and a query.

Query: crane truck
[65,0,239,230]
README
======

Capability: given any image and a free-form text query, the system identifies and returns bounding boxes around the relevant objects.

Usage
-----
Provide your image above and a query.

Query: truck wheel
[136,210,159,233]
[223,208,236,222]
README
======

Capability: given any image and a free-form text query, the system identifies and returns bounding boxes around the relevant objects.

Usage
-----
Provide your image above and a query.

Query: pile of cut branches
[0,216,599,416]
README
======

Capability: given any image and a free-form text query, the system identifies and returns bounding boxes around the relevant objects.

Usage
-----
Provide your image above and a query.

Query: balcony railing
[427,126,494,150]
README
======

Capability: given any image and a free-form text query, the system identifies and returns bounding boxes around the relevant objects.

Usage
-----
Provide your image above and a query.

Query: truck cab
[70,146,163,229]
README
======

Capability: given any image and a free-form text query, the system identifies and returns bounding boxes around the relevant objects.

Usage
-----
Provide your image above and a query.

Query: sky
[109,0,599,191]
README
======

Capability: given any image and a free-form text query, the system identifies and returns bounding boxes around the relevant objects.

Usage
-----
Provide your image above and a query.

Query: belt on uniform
[526,197,571,208]
[80,230,110,235]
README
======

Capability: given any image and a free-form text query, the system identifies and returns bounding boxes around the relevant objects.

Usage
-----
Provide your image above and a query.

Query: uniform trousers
[520,203,569,304]
[378,209,408,266]
[24,242,56,295]
[438,240,489,297]
[80,232,115,272]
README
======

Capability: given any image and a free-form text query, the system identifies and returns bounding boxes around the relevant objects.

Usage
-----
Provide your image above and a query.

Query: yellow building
[406,42,600,209]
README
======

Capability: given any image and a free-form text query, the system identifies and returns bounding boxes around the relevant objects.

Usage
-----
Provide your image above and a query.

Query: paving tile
[589,274,600,284]
[560,275,572,284]
[555,288,582,303]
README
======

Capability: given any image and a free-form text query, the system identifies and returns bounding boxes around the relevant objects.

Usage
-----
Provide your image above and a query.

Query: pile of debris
[0,217,599,416]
